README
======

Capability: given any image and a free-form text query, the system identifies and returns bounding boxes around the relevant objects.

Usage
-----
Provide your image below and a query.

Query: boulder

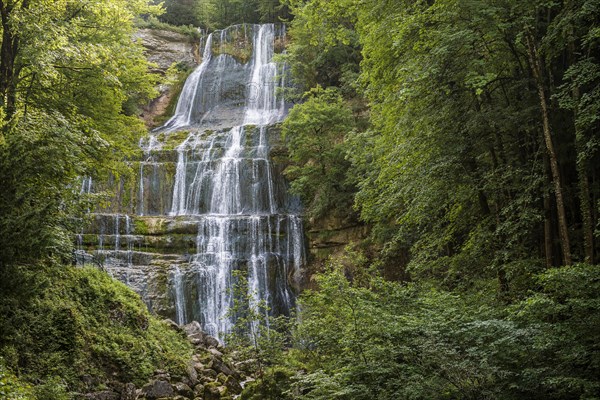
[184,362,199,387]
[204,335,220,349]
[153,370,171,382]
[84,391,119,400]
[203,382,222,400]
[193,383,205,398]
[164,318,182,332]
[224,376,242,394]
[216,373,227,384]
[201,369,218,380]
[140,380,174,399]
[208,348,223,359]
[193,362,205,373]
[174,382,194,398]
[120,383,137,400]
[183,321,203,337]
[211,359,234,377]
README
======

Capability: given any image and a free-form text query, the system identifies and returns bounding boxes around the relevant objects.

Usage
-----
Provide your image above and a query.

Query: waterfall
[172,266,187,325]
[78,24,305,342]
[162,33,215,131]
[164,23,301,340]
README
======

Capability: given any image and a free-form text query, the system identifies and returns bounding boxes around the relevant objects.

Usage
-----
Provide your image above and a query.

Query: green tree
[282,0,600,289]
[157,0,199,26]
[0,0,160,268]
[282,0,361,93]
[226,270,289,377]
[282,86,356,221]
[249,263,600,400]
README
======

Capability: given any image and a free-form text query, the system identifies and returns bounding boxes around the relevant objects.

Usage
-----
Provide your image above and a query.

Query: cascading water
[158,23,302,340]
[78,23,306,342]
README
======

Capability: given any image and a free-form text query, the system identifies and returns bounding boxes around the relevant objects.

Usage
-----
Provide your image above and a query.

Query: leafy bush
[0,359,34,400]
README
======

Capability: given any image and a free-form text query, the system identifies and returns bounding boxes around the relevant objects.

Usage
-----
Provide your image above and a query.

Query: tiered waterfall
[77,24,306,340]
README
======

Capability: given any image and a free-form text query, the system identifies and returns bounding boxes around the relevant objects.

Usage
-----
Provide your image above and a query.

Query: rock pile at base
[81,321,247,400]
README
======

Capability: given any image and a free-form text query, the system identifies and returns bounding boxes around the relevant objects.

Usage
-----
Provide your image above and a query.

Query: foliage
[135,15,202,40]
[282,0,600,288]
[282,0,361,93]
[242,263,600,399]
[225,271,290,376]
[0,359,34,400]
[155,0,201,26]
[239,366,295,400]
[0,265,193,394]
[282,86,356,221]
[154,0,290,31]
[0,0,160,270]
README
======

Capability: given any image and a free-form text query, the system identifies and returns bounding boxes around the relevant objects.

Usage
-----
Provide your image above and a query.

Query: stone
[216,373,227,384]
[193,383,205,397]
[164,318,181,331]
[203,382,222,400]
[153,370,171,382]
[174,382,194,398]
[140,380,174,399]
[84,391,119,400]
[193,362,205,373]
[185,361,199,386]
[208,348,223,359]
[204,335,220,349]
[201,369,218,379]
[211,359,234,377]
[120,383,137,400]
[183,321,203,337]
[224,376,242,394]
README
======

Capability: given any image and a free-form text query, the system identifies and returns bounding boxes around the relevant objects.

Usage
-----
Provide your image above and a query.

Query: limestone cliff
[134,29,201,128]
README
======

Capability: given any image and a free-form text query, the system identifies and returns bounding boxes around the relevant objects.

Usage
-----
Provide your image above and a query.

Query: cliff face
[135,29,200,73]
[134,29,201,127]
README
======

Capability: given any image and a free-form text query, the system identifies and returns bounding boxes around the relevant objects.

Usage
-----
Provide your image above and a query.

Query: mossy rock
[0,265,194,394]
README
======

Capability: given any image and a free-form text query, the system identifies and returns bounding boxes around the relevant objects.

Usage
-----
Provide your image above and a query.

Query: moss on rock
[0,264,193,397]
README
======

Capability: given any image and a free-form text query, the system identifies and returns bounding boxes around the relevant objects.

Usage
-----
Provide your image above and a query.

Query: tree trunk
[568,36,595,264]
[543,154,554,268]
[573,84,594,263]
[0,0,18,118]
[525,31,572,266]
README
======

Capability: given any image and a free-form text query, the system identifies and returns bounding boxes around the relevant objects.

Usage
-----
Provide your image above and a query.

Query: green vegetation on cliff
[0,264,192,399]
[0,1,198,397]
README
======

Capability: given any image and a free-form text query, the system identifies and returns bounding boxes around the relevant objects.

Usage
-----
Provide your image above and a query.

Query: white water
[162,33,215,131]
[165,24,302,340]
